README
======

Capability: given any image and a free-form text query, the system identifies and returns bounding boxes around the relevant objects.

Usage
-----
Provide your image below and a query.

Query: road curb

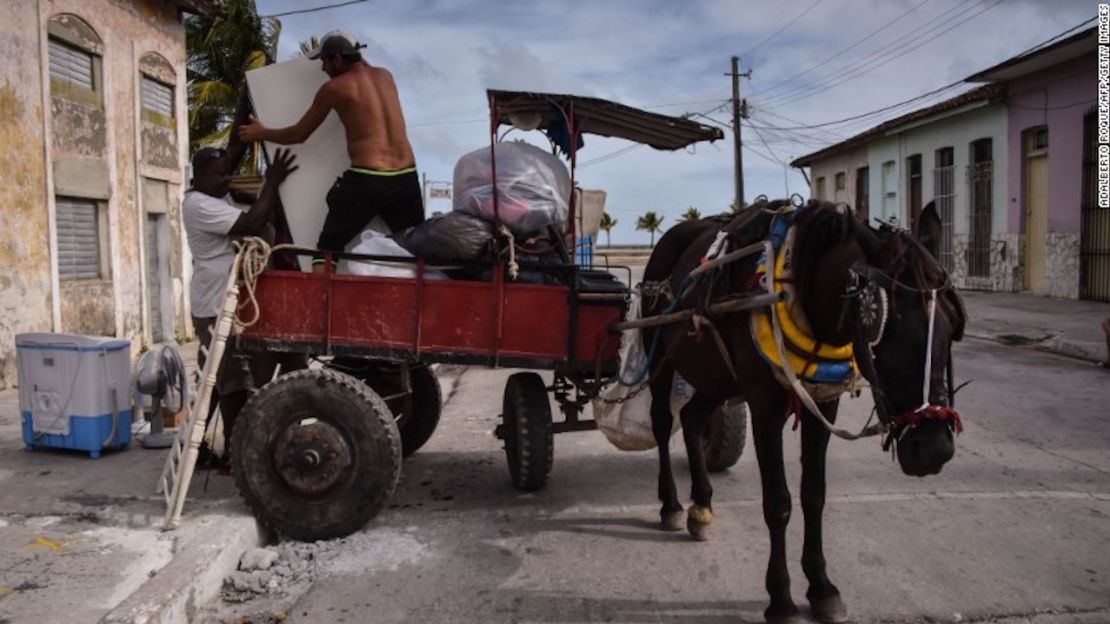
[101,513,263,624]
[964,330,1103,363]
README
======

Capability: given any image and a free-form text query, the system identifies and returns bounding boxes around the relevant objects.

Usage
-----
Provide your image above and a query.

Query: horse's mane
[790,201,858,309]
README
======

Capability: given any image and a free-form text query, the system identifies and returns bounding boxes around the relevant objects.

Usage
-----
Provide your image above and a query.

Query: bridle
[845,231,965,450]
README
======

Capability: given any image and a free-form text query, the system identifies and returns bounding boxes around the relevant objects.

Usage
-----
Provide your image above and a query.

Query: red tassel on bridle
[894,405,964,434]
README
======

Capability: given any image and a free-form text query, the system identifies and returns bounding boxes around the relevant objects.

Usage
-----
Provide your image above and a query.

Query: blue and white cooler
[16,333,132,458]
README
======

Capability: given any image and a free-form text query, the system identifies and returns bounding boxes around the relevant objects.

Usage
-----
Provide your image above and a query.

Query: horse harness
[631,202,965,444]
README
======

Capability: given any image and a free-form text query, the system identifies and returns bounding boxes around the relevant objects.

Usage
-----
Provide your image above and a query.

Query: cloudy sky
[253,0,1095,245]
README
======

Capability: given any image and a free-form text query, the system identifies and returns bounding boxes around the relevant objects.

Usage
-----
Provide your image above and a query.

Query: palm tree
[680,206,702,221]
[599,211,616,247]
[186,0,281,159]
[298,36,320,57]
[636,211,664,247]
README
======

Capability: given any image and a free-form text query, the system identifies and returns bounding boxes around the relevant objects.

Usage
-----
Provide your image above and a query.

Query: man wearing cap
[183,114,299,462]
[239,30,424,272]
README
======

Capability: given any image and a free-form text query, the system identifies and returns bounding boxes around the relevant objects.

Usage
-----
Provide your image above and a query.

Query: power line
[748,0,934,99]
[747,79,966,131]
[758,0,1001,108]
[262,0,370,18]
[747,122,787,166]
[738,0,826,58]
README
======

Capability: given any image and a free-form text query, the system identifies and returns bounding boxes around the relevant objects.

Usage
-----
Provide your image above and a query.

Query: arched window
[140,52,176,125]
[47,14,103,106]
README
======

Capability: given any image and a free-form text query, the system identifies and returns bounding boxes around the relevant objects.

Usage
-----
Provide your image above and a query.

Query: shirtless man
[238,31,424,272]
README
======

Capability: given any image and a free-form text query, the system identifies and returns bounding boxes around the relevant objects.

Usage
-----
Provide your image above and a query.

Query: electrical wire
[262,0,370,18]
[758,0,1002,108]
[748,0,934,99]
[738,0,826,59]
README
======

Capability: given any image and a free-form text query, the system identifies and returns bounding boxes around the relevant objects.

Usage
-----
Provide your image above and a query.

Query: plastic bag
[393,211,493,263]
[592,291,694,451]
[452,141,571,237]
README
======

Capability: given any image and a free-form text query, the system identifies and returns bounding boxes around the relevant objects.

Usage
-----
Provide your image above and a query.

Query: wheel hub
[274,419,352,497]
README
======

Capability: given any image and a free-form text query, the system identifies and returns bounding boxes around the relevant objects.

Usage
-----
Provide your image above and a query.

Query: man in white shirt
[183,143,298,463]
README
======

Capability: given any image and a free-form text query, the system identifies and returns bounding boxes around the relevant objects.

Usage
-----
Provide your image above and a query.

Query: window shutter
[48,39,94,90]
[55,198,100,280]
[141,76,174,117]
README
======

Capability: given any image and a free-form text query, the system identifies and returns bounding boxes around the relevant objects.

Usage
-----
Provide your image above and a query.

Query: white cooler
[16,333,132,458]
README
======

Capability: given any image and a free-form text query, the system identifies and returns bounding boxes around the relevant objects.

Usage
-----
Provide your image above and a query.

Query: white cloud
[258,0,1093,244]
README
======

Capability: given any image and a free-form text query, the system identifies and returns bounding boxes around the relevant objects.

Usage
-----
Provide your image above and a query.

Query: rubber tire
[501,372,553,491]
[348,363,442,457]
[231,368,402,541]
[703,399,748,472]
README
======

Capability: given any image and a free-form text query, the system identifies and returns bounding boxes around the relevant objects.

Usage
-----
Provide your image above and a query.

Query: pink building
[967,27,1100,300]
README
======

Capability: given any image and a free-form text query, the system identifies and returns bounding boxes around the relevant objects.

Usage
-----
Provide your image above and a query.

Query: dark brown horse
[641,199,965,624]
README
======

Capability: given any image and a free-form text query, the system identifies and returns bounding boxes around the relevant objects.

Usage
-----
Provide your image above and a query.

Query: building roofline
[965,25,1096,82]
[789,83,1003,168]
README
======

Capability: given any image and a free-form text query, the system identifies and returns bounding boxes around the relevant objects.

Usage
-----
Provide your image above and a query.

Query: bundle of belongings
[347,141,571,280]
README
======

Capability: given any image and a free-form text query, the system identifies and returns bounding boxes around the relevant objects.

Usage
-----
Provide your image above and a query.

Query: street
[206,336,1110,624]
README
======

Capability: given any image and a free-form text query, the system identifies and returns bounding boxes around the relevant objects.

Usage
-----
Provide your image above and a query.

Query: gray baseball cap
[307,30,366,59]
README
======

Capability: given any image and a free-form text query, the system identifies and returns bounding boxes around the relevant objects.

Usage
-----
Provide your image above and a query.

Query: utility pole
[728,56,751,210]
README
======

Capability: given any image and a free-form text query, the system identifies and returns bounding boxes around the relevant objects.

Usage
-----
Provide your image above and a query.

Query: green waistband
[349,165,416,176]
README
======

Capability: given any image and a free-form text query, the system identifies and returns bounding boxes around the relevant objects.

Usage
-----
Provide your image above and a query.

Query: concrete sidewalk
[0,340,261,624]
[960,290,1110,363]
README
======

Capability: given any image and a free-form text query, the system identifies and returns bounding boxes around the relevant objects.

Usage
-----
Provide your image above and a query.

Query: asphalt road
[214,335,1110,624]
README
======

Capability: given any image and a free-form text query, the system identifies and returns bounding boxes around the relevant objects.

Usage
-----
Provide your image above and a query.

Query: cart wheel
[501,372,553,491]
[231,368,402,541]
[329,360,442,457]
[703,399,748,472]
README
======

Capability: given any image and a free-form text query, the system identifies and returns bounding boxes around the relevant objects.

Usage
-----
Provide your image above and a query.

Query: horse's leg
[751,390,801,624]
[801,399,848,624]
[680,392,719,541]
[650,362,683,531]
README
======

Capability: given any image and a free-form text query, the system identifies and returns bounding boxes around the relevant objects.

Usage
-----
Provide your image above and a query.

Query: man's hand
[266,148,299,184]
[239,115,267,143]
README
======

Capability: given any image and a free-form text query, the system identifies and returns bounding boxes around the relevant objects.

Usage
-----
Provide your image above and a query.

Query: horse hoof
[686,505,714,541]
[810,593,848,623]
[660,510,685,531]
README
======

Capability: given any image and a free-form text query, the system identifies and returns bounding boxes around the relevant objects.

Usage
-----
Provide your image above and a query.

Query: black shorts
[315,167,425,265]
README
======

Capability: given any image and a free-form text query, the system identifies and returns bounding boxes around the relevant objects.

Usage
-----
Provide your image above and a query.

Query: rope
[498,225,520,280]
[233,237,274,330]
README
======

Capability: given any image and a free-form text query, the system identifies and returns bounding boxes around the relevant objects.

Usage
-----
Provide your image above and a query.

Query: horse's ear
[852,216,885,265]
[916,201,942,258]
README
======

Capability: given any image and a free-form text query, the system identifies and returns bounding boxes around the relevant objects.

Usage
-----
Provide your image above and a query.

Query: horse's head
[852,203,966,477]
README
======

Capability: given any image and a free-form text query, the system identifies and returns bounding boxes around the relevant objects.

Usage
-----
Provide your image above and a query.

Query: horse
[640,198,966,624]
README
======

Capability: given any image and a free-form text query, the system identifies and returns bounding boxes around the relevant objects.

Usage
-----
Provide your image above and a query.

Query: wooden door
[1024,128,1048,293]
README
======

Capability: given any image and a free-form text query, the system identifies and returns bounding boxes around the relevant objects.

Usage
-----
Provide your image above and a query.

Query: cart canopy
[488,89,724,152]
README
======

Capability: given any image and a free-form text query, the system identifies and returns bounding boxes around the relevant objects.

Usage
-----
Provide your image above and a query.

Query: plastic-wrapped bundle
[393,211,494,263]
[452,141,571,237]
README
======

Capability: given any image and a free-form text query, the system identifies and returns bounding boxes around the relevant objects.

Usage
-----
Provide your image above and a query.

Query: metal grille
[1080,109,1110,301]
[146,215,164,342]
[55,197,100,280]
[48,39,94,90]
[141,76,174,117]
[967,161,993,278]
[933,164,955,271]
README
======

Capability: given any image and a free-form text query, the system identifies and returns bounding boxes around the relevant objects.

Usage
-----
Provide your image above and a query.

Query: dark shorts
[315,167,425,265]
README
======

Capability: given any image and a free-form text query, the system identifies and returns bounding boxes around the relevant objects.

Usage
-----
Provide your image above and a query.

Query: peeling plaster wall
[0,1,53,390]
[0,0,188,389]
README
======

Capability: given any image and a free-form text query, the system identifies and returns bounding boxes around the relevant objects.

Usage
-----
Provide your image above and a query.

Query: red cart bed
[239,262,626,374]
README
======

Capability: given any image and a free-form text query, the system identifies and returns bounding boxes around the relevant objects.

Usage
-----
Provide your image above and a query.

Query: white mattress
[246,58,348,271]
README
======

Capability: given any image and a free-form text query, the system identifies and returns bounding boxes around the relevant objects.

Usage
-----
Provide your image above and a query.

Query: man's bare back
[238,59,414,171]
[324,63,415,170]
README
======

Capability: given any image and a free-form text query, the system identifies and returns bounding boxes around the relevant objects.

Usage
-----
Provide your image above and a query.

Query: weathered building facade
[0,0,205,389]
[968,29,1098,299]
[792,27,1097,299]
